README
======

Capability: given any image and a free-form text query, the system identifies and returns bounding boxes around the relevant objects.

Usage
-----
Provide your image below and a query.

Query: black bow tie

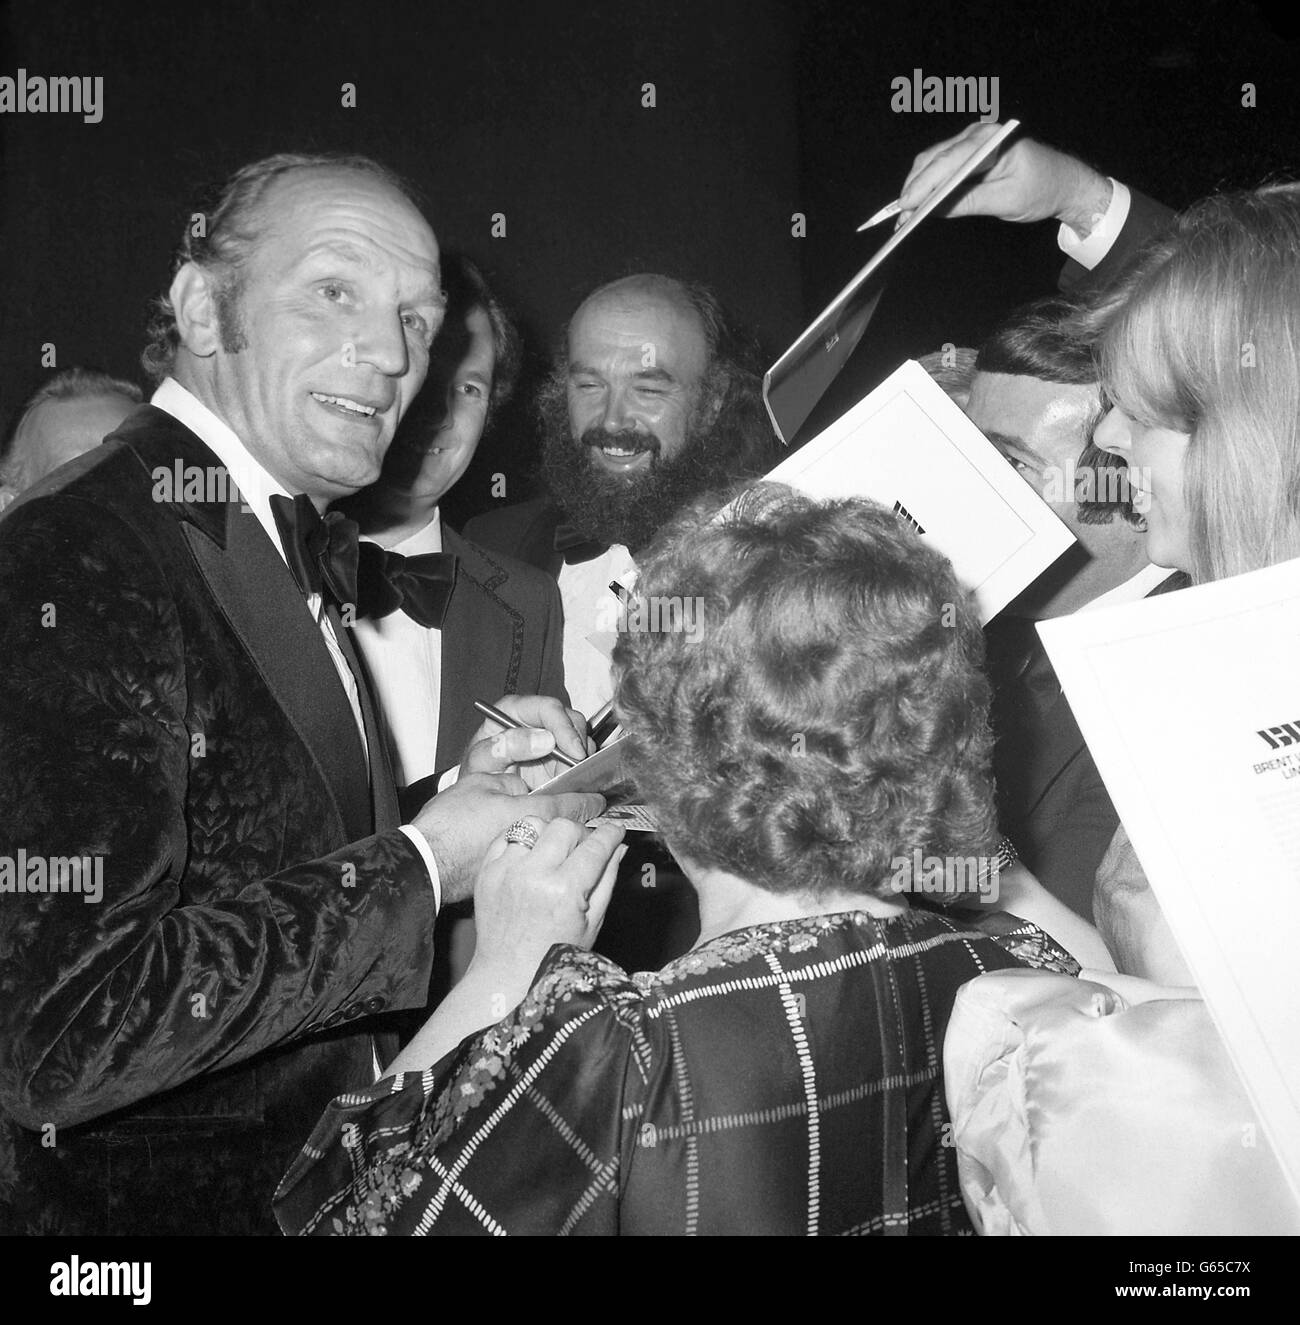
[553,520,610,565]
[356,541,458,630]
[269,492,360,610]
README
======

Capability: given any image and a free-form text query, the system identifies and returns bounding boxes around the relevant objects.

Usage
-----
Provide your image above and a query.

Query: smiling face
[188,167,443,503]
[383,303,495,504]
[565,283,711,480]
[1093,405,1194,572]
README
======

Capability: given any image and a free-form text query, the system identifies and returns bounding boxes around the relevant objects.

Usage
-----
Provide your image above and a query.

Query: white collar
[361,509,443,556]
[1080,562,1179,613]
[151,377,296,563]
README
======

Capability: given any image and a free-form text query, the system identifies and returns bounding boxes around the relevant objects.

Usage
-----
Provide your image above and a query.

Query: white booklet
[530,736,659,832]
[759,358,1074,623]
[1039,558,1300,1210]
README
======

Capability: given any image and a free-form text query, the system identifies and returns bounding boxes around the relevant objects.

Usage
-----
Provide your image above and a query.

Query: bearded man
[464,273,775,717]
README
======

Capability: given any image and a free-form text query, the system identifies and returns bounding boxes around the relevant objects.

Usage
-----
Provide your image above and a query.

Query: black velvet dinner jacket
[0,405,437,1234]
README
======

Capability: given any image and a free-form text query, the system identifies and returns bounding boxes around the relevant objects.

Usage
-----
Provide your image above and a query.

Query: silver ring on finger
[504,819,541,850]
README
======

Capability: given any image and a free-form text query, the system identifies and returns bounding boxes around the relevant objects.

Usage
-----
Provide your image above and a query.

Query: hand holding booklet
[530,734,659,832]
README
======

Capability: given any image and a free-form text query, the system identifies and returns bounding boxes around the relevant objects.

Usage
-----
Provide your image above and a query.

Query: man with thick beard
[464,273,775,718]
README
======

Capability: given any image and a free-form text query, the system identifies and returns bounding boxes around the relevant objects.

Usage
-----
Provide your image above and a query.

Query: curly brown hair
[612,485,996,899]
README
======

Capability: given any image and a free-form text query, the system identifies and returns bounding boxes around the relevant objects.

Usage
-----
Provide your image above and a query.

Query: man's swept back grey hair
[140,152,427,383]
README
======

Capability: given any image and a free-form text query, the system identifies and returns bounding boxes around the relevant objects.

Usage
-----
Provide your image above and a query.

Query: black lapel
[987,618,1077,820]
[329,607,400,832]
[121,409,376,844]
[1147,570,1191,597]
[1018,689,1088,817]
[1028,571,1188,803]
[435,527,526,770]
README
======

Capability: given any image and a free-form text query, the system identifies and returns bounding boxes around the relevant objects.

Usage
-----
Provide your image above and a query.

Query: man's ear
[169,261,222,358]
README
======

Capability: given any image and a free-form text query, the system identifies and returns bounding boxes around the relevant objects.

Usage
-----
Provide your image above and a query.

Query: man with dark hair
[341,255,566,789]
[968,296,1181,919]
[465,272,776,719]
[0,155,600,1235]
[972,296,1155,616]
[0,368,142,510]
[916,345,978,409]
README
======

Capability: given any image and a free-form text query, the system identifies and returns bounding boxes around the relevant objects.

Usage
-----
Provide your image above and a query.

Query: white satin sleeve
[943,968,1300,1235]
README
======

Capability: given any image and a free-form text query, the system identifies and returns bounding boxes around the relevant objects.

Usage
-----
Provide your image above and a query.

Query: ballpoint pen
[473,698,581,767]
[856,199,902,231]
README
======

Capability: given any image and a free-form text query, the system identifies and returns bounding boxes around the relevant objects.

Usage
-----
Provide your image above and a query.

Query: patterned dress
[275,909,1076,1236]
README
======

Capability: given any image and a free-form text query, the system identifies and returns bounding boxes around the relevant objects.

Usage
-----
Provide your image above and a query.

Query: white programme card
[758,359,1074,623]
[1039,557,1300,1209]
[530,736,659,832]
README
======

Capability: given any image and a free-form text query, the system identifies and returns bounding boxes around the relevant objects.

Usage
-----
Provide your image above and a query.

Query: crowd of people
[0,122,1294,1236]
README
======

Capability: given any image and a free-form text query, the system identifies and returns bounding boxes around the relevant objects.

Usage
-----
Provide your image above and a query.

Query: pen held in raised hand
[856,199,902,232]
[472,698,581,768]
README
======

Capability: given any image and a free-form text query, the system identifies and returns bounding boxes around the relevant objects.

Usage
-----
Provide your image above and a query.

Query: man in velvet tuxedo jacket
[0,155,597,1235]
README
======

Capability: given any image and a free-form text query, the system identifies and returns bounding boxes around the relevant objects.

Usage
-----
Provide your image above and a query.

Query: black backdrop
[3,0,1300,524]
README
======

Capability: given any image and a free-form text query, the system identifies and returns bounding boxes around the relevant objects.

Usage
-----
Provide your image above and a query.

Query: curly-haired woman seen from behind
[276,485,1076,1236]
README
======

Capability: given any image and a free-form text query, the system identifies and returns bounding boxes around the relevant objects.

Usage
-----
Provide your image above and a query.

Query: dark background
[3,0,1299,524]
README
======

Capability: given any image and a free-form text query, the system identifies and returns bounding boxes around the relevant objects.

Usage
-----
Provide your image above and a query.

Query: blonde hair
[1095,184,1300,583]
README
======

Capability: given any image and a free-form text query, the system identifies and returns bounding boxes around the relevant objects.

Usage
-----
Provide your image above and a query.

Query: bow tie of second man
[270,493,458,630]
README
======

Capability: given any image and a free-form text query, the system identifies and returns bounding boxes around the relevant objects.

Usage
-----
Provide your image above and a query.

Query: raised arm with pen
[891,120,1174,290]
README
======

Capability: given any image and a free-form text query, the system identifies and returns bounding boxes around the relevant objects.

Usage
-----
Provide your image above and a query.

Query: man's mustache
[579,426,661,457]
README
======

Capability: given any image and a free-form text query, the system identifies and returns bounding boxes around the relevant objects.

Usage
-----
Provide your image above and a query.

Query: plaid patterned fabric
[275,909,1076,1236]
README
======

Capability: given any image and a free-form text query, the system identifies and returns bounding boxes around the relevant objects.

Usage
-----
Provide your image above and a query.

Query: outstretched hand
[382,819,626,1078]
[896,122,1112,237]
[410,771,604,905]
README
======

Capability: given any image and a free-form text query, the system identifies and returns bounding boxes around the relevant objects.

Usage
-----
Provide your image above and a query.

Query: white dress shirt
[1079,560,1178,613]
[557,543,638,719]
[151,378,441,906]
[1057,178,1132,272]
[351,514,445,788]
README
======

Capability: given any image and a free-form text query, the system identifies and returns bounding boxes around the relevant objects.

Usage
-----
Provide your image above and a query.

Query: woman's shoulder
[636,906,1077,992]
[517,907,1077,1029]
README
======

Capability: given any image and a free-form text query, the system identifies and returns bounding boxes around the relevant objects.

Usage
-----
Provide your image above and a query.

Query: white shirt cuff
[1057,178,1131,271]
[398,823,442,912]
